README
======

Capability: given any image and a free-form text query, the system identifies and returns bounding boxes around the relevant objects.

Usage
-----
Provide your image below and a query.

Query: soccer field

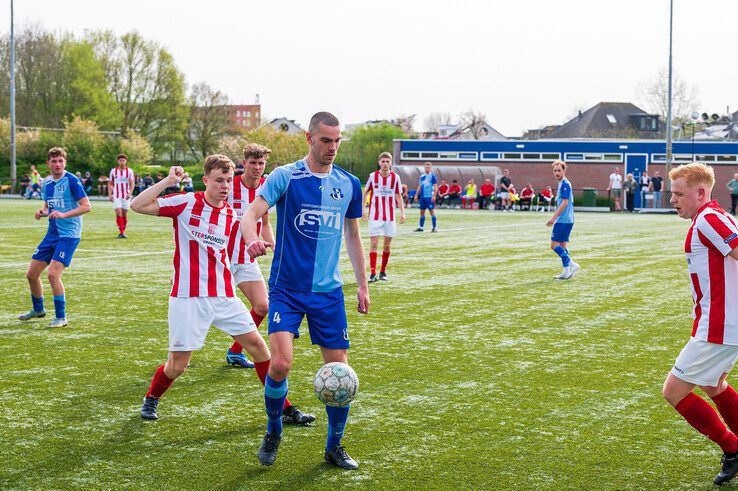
[0,199,719,489]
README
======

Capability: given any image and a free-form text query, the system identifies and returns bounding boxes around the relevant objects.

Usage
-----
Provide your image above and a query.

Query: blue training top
[258,159,363,293]
[556,178,574,224]
[418,173,437,198]
[42,171,87,238]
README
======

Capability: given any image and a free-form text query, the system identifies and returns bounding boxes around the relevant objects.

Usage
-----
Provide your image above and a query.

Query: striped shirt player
[20,147,91,328]
[228,176,265,278]
[364,169,402,236]
[109,157,135,237]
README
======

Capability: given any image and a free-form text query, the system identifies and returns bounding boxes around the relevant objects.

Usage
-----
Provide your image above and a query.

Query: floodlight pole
[9,0,16,192]
[665,0,674,192]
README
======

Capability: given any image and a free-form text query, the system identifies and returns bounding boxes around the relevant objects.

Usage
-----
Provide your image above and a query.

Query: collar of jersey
[300,159,331,179]
[198,191,227,210]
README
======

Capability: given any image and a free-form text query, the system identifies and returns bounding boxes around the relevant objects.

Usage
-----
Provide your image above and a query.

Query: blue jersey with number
[556,178,574,224]
[418,173,437,198]
[258,160,363,293]
[42,171,87,238]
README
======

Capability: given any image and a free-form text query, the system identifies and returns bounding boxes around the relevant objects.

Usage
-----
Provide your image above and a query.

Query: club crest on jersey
[208,224,217,234]
[330,188,344,200]
[294,207,342,240]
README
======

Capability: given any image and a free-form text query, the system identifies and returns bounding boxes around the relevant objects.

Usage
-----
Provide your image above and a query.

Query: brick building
[393,139,738,209]
[225,104,261,130]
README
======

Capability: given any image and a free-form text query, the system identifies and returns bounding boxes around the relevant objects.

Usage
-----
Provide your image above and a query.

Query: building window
[480,152,500,161]
[246,111,251,117]
[606,114,617,124]
[236,110,241,117]
[401,152,420,159]
[421,152,439,159]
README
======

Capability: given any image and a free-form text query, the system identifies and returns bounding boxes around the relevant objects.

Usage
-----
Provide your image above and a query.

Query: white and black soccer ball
[313,362,359,407]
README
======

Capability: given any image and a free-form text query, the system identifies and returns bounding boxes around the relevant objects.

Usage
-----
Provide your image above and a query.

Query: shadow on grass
[214,461,337,491]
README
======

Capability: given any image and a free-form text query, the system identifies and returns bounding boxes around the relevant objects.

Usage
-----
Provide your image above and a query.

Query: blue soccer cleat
[141,396,159,420]
[18,309,46,321]
[226,350,255,368]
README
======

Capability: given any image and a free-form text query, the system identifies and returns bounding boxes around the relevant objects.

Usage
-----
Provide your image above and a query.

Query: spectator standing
[27,164,43,199]
[727,173,738,215]
[639,170,652,209]
[520,183,535,210]
[650,170,664,208]
[608,167,623,211]
[623,173,637,212]
[499,169,512,211]
[461,179,477,209]
[436,180,450,206]
[477,179,495,209]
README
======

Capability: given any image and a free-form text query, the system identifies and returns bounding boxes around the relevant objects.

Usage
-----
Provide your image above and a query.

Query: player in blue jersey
[546,160,580,280]
[18,147,91,327]
[243,112,369,470]
[414,162,438,232]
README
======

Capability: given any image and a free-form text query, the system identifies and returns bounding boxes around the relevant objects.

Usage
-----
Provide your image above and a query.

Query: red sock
[254,360,292,409]
[229,341,243,354]
[115,216,122,233]
[675,392,738,453]
[369,252,377,275]
[122,216,127,233]
[250,309,265,327]
[146,364,174,399]
[380,251,391,273]
[713,385,738,435]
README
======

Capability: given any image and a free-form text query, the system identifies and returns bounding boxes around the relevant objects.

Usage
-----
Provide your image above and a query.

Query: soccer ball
[313,362,359,407]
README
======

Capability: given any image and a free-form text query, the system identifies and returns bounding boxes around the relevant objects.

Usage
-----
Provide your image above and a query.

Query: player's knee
[253,302,268,318]
[26,269,40,281]
[269,357,292,379]
[166,362,187,379]
[46,269,62,283]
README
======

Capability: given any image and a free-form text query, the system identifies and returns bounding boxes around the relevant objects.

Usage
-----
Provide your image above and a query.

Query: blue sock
[325,405,350,452]
[53,295,66,319]
[419,215,425,228]
[31,295,44,313]
[264,375,288,435]
[553,246,571,267]
[431,216,437,229]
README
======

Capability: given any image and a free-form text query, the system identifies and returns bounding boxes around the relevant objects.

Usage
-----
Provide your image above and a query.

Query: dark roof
[544,102,663,139]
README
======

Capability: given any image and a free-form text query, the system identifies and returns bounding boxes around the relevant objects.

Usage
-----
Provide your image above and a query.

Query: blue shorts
[551,222,574,243]
[419,197,435,210]
[268,286,349,349]
[32,235,80,267]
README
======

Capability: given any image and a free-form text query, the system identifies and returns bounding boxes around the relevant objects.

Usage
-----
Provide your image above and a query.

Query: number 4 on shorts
[272,312,281,324]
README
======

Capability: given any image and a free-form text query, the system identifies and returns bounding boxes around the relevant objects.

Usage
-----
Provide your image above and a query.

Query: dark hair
[308,111,340,133]
[203,154,235,175]
[117,154,128,161]
[47,147,67,160]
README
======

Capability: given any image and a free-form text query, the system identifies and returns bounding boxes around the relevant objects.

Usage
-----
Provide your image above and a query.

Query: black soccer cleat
[379,272,388,281]
[715,452,738,485]
[325,445,358,470]
[258,432,282,466]
[368,274,378,283]
[414,227,424,232]
[140,396,159,420]
[431,228,437,233]
[282,405,316,425]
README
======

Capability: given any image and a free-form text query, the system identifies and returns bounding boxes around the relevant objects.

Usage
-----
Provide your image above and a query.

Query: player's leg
[226,272,267,367]
[20,259,49,320]
[415,205,426,231]
[119,205,129,237]
[368,236,379,282]
[307,290,357,470]
[141,350,192,420]
[114,204,124,237]
[46,260,68,326]
[429,204,437,231]
[379,235,392,280]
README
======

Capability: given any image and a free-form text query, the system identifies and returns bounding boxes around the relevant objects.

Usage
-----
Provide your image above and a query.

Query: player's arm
[127,174,134,199]
[243,196,272,258]
[344,217,369,314]
[546,199,568,226]
[431,183,438,202]
[395,191,406,223]
[107,171,114,202]
[260,210,275,246]
[34,202,49,220]
[130,166,183,216]
[362,185,371,221]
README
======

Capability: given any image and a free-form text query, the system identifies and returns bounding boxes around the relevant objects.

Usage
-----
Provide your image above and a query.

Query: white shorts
[232,261,264,285]
[499,192,510,200]
[112,197,130,210]
[368,219,397,237]
[671,337,738,386]
[168,296,256,351]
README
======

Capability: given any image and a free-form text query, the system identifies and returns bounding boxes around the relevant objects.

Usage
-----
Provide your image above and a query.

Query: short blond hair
[203,154,235,175]
[551,159,566,170]
[668,162,715,189]
[378,151,392,161]
[243,143,271,161]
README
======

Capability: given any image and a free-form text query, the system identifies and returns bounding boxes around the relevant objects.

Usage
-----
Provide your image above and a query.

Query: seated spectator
[477,179,495,210]
[537,186,554,212]
[83,172,93,194]
[448,179,462,207]
[508,184,520,211]
[98,174,109,196]
[19,174,30,197]
[436,179,450,206]
[142,173,154,190]
[134,174,144,195]
[181,173,194,192]
[520,183,535,210]
[155,172,164,183]
[401,184,409,207]
[461,179,477,209]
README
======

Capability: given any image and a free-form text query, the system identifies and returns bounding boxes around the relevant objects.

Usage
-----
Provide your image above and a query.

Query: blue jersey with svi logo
[258,159,363,293]
[42,171,87,238]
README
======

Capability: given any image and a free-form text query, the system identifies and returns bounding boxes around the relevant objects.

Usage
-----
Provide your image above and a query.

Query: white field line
[0,250,173,268]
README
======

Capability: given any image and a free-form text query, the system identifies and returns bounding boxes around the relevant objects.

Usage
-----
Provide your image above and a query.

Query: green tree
[185,82,231,160]
[338,123,407,181]
[62,116,104,171]
[119,129,153,166]
[216,126,308,171]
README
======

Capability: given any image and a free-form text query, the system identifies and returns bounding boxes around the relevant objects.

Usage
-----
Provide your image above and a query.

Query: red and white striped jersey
[157,192,237,298]
[685,200,738,345]
[364,171,402,221]
[109,166,134,199]
[227,176,265,265]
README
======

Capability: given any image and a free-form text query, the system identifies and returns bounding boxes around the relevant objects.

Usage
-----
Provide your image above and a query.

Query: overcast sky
[7,0,738,136]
